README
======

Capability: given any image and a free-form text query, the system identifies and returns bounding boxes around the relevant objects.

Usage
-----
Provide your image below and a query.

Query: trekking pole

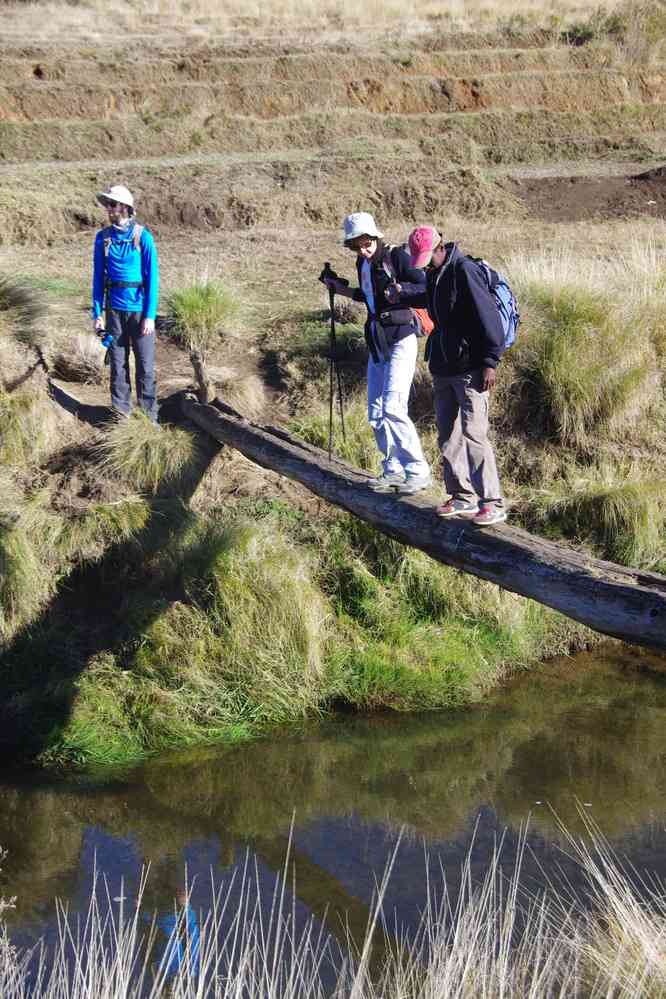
[328,291,335,461]
[328,284,347,445]
[319,262,348,460]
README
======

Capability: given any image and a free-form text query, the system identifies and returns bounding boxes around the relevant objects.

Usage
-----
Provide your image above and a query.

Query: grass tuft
[525,463,666,568]
[93,413,202,494]
[166,280,239,356]
[0,274,46,350]
[508,279,655,449]
[0,388,58,467]
[51,334,104,385]
[0,522,50,640]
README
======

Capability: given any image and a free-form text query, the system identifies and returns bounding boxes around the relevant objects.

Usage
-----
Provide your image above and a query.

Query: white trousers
[367,334,429,477]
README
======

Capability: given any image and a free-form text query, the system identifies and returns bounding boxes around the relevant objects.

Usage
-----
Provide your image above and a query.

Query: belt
[107,280,143,289]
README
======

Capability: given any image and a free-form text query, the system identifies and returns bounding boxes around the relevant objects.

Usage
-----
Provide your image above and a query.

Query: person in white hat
[91,184,160,422]
[322,212,432,494]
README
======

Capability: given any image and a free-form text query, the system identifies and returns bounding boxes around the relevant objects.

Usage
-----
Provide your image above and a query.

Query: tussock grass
[0,388,59,467]
[166,280,239,357]
[291,391,380,473]
[0,489,150,642]
[57,499,151,563]
[167,279,241,402]
[316,515,589,712]
[0,275,46,350]
[5,818,666,998]
[0,523,46,641]
[525,463,666,568]
[0,470,22,530]
[93,413,202,494]
[514,285,653,448]
[51,334,104,385]
[54,520,331,764]
[502,248,660,451]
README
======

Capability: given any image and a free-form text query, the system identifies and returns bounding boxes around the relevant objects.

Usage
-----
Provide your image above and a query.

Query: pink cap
[408,226,441,268]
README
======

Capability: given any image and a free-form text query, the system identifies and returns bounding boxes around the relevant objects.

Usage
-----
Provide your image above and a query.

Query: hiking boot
[368,471,405,492]
[396,472,433,495]
[473,504,507,527]
[435,498,479,518]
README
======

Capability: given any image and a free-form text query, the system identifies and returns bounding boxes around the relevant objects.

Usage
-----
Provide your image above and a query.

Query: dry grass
[51,334,105,385]
[4,818,666,997]
[93,412,202,494]
[0,0,627,43]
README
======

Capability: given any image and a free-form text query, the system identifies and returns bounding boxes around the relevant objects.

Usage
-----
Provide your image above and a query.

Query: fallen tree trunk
[182,394,666,652]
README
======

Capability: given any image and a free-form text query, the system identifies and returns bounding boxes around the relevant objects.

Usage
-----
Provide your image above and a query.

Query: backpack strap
[381,244,397,283]
[99,223,145,293]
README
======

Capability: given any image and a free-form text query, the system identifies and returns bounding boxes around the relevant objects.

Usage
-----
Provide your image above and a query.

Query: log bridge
[182,395,666,653]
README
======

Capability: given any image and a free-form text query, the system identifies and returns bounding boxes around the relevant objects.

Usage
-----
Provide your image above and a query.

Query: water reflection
[3,644,666,961]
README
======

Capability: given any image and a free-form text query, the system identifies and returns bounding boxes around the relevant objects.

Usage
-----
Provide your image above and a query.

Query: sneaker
[368,471,405,492]
[396,473,433,495]
[473,504,507,527]
[436,498,479,518]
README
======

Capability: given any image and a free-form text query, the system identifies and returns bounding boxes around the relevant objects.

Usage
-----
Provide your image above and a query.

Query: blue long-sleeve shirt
[91,222,159,320]
[156,905,200,980]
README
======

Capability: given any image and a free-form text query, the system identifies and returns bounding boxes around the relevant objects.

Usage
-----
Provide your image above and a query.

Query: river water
[3,642,666,977]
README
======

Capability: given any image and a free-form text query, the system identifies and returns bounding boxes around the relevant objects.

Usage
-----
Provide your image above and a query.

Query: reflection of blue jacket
[91,221,159,320]
[156,905,200,980]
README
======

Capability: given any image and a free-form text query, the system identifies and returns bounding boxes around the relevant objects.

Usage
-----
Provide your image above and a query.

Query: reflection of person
[322,211,431,494]
[396,226,507,526]
[91,184,160,422]
[155,888,200,988]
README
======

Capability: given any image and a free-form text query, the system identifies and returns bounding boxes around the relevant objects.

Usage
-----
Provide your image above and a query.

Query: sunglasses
[104,200,122,209]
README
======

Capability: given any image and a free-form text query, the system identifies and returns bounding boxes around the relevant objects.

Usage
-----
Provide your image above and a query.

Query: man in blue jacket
[92,184,160,422]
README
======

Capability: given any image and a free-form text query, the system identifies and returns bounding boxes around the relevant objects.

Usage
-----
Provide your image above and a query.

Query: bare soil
[509,165,666,222]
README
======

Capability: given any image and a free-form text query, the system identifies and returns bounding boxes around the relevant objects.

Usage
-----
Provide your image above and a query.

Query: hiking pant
[367,334,429,478]
[432,369,503,505]
[106,309,158,422]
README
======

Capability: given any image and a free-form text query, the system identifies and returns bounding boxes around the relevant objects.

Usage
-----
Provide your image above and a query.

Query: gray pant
[433,369,502,505]
[106,309,158,422]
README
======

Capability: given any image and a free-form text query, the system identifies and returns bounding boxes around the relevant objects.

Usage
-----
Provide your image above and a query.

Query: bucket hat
[342,212,383,244]
[96,184,135,214]
[408,226,442,268]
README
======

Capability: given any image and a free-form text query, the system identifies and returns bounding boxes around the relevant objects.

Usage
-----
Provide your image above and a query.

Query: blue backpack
[469,257,520,350]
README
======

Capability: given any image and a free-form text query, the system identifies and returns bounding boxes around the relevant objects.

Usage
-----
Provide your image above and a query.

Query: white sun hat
[96,184,135,213]
[342,212,383,243]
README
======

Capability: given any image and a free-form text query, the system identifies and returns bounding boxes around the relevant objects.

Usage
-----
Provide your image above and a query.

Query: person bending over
[394,226,507,526]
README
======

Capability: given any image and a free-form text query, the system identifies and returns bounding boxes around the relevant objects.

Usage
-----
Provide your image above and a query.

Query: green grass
[523,463,666,569]
[0,522,48,640]
[12,274,85,299]
[165,280,240,356]
[93,413,203,494]
[508,284,654,450]
[7,500,591,769]
[0,388,58,467]
[0,274,46,350]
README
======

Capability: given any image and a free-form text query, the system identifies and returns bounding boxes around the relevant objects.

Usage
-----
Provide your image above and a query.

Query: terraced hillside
[1,20,666,247]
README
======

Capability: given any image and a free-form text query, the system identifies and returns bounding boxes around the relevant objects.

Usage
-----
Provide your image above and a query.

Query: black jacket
[351,241,426,362]
[401,242,505,377]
